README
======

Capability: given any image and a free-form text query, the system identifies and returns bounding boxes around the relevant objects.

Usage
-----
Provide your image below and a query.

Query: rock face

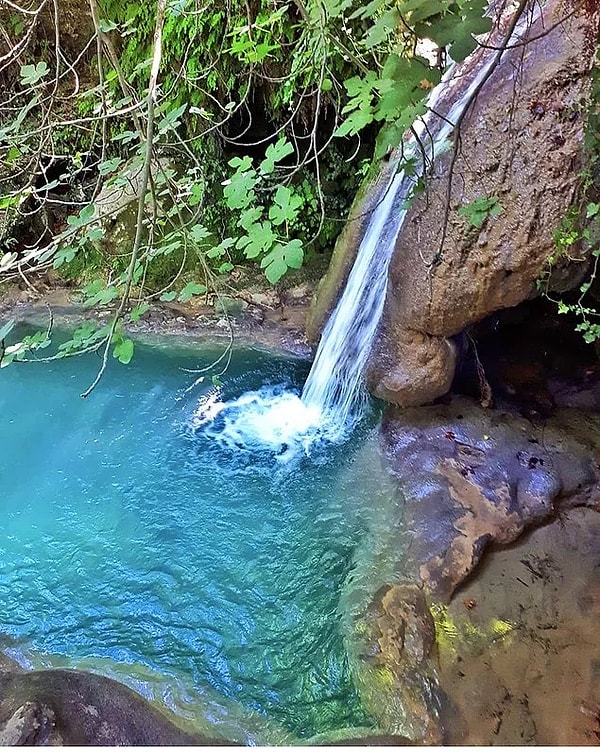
[381,399,600,599]
[0,669,232,746]
[309,0,599,407]
[367,0,600,406]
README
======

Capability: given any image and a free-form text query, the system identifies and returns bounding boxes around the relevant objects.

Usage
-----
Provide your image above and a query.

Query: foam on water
[191,385,337,457]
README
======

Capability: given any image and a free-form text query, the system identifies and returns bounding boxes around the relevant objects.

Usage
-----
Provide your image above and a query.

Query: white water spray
[193,8,535,452]
[300,14,533,438]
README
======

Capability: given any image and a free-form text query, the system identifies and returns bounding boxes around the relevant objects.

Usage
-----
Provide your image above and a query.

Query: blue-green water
[0,334,380,739]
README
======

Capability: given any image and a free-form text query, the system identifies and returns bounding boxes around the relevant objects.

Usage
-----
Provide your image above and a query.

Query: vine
[0,0,504,384]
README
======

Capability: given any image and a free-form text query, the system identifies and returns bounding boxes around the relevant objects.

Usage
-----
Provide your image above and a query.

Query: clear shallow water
[0,332,380,739]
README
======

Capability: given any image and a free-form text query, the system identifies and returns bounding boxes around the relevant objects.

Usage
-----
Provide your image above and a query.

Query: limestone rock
[0,669,233,746]
[367,0,600,405]
[381,399,600,599]
[368,327,457,407]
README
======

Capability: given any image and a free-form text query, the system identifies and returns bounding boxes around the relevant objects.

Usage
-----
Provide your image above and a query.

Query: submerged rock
[0,669,232,746]
[381,399,600,599]
[340,399,600,742]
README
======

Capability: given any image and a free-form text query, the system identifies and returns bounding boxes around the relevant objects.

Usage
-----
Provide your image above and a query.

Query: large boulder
[0,668,233,746]
[367,0,600,406]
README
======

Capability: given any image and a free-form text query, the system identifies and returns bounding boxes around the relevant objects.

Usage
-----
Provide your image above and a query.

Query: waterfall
[300,7,533,439]
[195,6,535,454]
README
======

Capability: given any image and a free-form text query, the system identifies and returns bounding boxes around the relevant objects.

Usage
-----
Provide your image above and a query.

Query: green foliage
[543,201,600,344]
[540,53,600,345]
[458,195,503,228]
[0,0,497,375]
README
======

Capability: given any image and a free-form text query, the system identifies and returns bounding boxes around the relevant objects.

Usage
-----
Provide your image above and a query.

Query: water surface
[0,333,380,739]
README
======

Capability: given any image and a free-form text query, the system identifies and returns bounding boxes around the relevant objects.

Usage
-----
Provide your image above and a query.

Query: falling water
[300,9,533,438]
[195,7,535,452]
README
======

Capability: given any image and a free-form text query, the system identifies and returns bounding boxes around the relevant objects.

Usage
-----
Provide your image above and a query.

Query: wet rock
[213,295,248,318]
[0,669,233,746]
[0,702,57,745]
[348,583,442,744]
[381,398,600,599]
[367,327,457,407]
[366,0,600,406]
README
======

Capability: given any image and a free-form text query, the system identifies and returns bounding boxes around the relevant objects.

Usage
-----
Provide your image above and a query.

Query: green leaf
[334,107,374,137]
[269,185,303,226]
[67,204,95,228]
[53,246,78,268]
[260,137,294,174]
[236,221,275,259]
[20,61,49,86]
[228,155,253,171]
[260,239,304,284]
[129,303,150,322]
[98,157,123,176]
[238,206,264,231]
[458,196,502,227]
[160,291,178,302]
[157,103,187,133]
[207,237,236,259]
[113,338,134,364]
[82,279,121,307]
[222,169,257,210]
[99,18,118,32]
[363,9,399,50]
[190,224,211,243]
[178,282,207,301]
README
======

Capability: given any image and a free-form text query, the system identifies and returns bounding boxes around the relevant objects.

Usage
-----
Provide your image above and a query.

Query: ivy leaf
[260,239,304,284]
[269,185,303,226]
[236,221,276,259]
[260,137,294,174]
[178,282,207,301]
[113,338,134,364]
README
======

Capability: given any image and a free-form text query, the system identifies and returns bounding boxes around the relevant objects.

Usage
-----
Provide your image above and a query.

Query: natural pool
[0,332,391,742]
